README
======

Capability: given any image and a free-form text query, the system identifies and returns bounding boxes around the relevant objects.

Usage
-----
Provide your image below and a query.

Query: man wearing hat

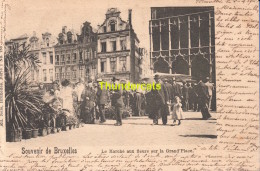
[151,74,169,125]
[205,77,214,111]
[111,77,124,126]
[197,77,211,119]
[96,78,107,123]
[164,78,173,103]
[172,77,182,99]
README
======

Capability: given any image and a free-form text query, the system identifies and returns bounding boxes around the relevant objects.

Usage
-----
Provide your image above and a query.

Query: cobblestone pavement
[6,111,217,147]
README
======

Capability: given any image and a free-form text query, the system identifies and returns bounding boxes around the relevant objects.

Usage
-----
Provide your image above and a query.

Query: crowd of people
[37,75,215,127]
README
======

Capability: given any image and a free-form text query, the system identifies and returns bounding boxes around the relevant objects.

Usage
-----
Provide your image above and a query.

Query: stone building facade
[97,8,141,82]
[54,23,97,84]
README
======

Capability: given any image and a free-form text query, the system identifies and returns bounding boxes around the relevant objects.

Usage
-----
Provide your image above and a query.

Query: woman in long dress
[59,79,74,117]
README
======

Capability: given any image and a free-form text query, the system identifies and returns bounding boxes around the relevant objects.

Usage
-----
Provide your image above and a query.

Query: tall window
[120,39,126,50]
[66,67,70,80]
[103,26,107,33]
[101,42,106,52]
[110,57,117,72]
[66,54,71,64]
[43,52,47,64]
[100,58,106,73]
[55,55,60,65]
[111,41,116,51]
[43,69,47,82]
[61,55,65,65]
[86,50,90,61]
[49,69,53,82]
[79,66,84,78]
[89,48,92,60]
[120,57,127,71]
[79,51,83,61]
[73,53,77,63]
[50,52,53,64]
[110,22,115,32]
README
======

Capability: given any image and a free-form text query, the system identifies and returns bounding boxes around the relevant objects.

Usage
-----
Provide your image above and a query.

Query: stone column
[116,56,120,72]
[106,57,110,73]
[97,58,101,73]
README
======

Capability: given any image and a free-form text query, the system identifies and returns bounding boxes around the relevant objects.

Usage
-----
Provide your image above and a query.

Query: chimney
[128,9,132,29]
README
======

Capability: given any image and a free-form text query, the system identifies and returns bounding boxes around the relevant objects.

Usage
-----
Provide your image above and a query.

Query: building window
[103,26,107,33]
[55,73,59,80]
[120,57,127,71]
[110,57,116,72]
[73,53,77,63]
[101,42,106,52]
[43,69,47,82]
[49,69,53,82]
[43,52,47,64]
[66,54,71,64]
[94,51,96,58]
[120,40,126,50]
[111,41,116,51]
[89,48,92,60]
[61,55,65,65]
[110,22,115,32]
[55,55,59,65]
[79,51,83,61]
[79,66,84,78]
[50,52,53,64]
[100,58,106,73]
[86,50,90,62]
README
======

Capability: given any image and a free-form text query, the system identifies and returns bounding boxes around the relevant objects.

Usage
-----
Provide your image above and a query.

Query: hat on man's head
[172,77,176,81]
[61,79,70,87]
[154,74,160,79]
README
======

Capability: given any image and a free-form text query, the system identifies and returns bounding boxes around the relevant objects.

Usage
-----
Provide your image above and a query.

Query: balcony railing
[55,62,59,65]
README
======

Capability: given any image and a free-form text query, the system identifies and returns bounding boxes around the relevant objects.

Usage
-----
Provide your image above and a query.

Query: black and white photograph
[1,0,259,170]
[4,3,217,146]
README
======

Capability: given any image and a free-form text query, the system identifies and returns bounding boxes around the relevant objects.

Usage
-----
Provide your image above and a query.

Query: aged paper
[0,0,259,170]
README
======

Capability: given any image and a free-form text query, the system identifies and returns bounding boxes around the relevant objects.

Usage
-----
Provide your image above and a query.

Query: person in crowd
[197,77,211,120]
[135,88,143,116]
[96,78,107,123]
[59,79,74,117]
[38,83,46,96]
[80,81,96,124]
[172,96,183,125]
[172,77,182,99]
[110,77,124,126]
[205,77,214,111]
[182,81,189,111]
[151,74,169,125]
[164,78,173,103]
[188,83,193,110]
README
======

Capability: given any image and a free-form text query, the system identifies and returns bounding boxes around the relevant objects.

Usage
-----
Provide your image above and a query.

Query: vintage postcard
[0,0,259,170]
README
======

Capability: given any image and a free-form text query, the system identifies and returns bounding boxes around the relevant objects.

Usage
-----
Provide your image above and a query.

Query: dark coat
[172,83,182,98]
[96,86,108,105]
[157,81,169,105]
[111,89,124,107]
[165,82,173,101]
[182,84,189,100]
[197,81,209,104]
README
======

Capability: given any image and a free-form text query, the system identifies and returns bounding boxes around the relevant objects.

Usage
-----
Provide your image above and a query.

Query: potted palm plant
[5,43,42,142]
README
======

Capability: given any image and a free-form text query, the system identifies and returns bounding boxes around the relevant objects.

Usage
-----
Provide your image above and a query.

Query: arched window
[110,21,116,32]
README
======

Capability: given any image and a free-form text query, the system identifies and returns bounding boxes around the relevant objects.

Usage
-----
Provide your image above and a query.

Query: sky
[5,0,160,50]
